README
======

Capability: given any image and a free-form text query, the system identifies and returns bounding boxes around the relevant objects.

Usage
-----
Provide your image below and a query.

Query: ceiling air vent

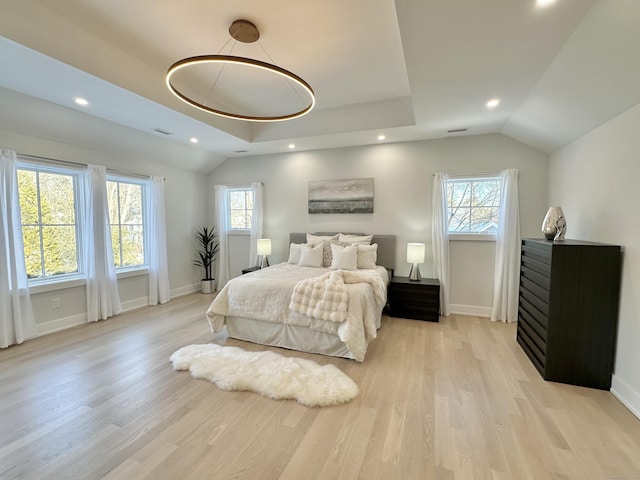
[447,128,468,133]
[152,128,174,136]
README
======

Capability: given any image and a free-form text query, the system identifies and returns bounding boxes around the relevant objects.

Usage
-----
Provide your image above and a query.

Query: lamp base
[259,256,269,269]
[408,264,421,281]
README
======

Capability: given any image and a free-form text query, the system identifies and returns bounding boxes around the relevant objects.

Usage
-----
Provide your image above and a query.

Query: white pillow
[330,244,358,270]
[357,243,378,269]
[298,243,324,267]
[306,233,339,244]
[338,233,373,245]
[288,243,303,264]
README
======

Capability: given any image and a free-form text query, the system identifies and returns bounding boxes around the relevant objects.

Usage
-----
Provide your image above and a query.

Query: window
[107,177,146,268]
[447,177,501,235]
[227,188,254,230]
[17,165,80,280]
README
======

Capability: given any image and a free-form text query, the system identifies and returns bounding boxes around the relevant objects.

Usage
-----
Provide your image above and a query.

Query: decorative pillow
[298,243,324,267]
[288,243,303,264]
[357,243,378,269]
[338,233,373,245]
[330,244,358,270]
[306,233,339,244]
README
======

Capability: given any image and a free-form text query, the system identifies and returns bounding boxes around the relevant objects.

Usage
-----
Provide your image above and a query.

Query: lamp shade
[407,243,425,264]
[257,238,272,256]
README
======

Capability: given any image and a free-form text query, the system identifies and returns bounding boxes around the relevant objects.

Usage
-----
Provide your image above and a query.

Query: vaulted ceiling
[1,0,639,172]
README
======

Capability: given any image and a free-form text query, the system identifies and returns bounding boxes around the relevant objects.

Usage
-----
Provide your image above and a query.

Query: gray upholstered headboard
[289,232,396,271]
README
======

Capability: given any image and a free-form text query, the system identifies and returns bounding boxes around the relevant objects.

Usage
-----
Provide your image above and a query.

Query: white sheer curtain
[491,168,521,323]
[432,172,451,317]
[214,185,230,288]
[84,164,121,322]
[147,176,170,305]
[0,149,35,348]
[248,182,263,267]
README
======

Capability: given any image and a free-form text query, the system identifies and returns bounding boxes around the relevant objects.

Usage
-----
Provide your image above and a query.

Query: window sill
[449,233,496,242]
[116,267,149,279]
[28,267,148,294]
[29,276,86,294]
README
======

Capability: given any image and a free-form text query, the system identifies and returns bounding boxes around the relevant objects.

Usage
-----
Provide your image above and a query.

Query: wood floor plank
[1,295,640,479]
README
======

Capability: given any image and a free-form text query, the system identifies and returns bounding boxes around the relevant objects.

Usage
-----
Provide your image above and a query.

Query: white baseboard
[171,284,200,298]
[35,313,87,336]
[450,304,492,318]
[121,297,148,312]
[611,374,640,421]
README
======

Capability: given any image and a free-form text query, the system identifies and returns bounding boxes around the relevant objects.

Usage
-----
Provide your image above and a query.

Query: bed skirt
[224,316,356,359]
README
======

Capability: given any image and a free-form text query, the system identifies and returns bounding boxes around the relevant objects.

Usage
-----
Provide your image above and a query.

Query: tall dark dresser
[517,238,622,390]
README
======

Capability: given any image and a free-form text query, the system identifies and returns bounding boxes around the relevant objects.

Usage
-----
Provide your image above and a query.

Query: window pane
[450,208,471,232]
[121,225,144,266]
[119,183,143,224]
[448,182,471,207]
[17,170,39,224]
[42,225,78,275]
[229,191,245,210]
[22,225,42,278]
[245,191,254,210]
[111,226,122,267]
[230,209,246,229]
[107,181,119,224]
[472,180,500,207]
[39,172,75,224]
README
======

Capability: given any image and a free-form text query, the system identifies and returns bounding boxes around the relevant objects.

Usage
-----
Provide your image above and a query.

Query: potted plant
[194,226,219,293]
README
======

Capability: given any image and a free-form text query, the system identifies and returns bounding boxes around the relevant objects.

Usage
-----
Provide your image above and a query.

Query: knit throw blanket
[289,269,386,323]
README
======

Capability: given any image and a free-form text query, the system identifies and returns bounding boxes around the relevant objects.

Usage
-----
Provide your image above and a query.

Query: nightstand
[388,276,440,322]
[241,266,260,275]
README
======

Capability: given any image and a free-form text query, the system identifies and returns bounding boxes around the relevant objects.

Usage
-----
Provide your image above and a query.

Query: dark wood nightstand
[241,266,260,275]
[388,276,440,322]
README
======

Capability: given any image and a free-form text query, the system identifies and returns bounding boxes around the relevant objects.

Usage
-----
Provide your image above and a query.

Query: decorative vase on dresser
[517,238,622,390]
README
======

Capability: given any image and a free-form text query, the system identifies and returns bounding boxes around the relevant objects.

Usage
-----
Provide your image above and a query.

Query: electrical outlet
[52,297,61,309]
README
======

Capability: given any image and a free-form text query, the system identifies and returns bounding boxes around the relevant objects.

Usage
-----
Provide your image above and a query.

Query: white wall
[209,133,549,315]
[549,102,640,418]
[0,128,208,334]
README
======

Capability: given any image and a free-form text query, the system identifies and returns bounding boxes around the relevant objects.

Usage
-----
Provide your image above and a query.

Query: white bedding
[205,263,389,361]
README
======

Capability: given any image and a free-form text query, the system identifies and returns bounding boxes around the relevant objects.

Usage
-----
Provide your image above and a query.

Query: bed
[205,233,396,361]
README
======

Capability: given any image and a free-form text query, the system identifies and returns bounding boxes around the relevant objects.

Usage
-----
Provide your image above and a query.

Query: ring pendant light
[165,19,315,122]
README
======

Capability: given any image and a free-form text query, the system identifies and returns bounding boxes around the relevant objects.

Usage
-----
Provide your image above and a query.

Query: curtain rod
[432,170,503,178]
[17,153,152,180]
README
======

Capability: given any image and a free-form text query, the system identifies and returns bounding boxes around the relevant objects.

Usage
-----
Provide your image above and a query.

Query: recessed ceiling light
[377,134,386,141]
[536,0,556,8]
[486,98,500,109]
[190,137,198,143]
[74,97,89,106]
[288,144,296,149]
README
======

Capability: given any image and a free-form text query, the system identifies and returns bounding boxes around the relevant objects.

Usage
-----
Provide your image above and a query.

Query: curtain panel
[214,185,230,289]
[491,168,521,323]
[147,176,170,305]
[0,149,35,348]
[84,164,122,322]
[249,182,264,268]
[431,172,451,317]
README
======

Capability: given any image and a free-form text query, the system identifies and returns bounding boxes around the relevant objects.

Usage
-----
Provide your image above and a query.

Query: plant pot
[201,279,216,294]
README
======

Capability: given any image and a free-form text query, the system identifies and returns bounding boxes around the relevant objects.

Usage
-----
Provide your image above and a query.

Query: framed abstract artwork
[308,178,374,214]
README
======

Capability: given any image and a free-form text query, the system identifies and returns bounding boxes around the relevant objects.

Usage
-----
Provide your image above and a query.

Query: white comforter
[205,263,389,361]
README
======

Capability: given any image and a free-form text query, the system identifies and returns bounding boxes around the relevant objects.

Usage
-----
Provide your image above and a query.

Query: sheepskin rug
[170,344,359,407]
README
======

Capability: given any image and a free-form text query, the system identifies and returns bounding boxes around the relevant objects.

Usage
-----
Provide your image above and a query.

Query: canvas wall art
[308,178,374,214]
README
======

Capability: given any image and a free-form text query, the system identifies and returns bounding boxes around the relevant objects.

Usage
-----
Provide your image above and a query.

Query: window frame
[16,160,85,286]
[446,175,502,241]
[226,186,254,234]
[106,174,149,272]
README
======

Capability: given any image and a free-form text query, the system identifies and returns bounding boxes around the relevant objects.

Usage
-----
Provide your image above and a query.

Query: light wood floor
[1,294,640,480]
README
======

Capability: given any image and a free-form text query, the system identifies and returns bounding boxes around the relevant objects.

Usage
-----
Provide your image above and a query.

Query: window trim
[226,186,254,233]
[106,174,148,270]
[17,160,84,285]
[446,175,501,239]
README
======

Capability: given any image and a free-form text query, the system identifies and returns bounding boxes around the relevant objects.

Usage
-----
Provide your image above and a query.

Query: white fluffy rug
[170,344,359,407]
